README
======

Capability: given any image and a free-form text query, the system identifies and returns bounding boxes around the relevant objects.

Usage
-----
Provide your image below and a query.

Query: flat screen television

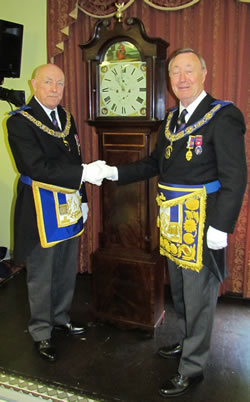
[0,19,24,79]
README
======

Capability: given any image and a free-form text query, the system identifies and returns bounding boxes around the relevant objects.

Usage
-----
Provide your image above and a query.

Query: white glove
[81,160,106,186]
[207,226,228,250]
[103,165,118,181]
[81,203,88,223]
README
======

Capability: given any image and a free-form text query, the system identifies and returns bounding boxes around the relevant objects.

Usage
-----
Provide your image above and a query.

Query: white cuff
[207,226,228,250]
[105,166,118,181]
[81,202,88,223]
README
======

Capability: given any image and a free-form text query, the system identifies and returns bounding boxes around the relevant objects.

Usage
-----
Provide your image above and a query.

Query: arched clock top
[101,40,144,63]
[80,16,169,122]
[80,17,168,61]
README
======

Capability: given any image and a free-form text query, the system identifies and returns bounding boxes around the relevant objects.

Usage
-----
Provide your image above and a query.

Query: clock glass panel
[98,42,147,117]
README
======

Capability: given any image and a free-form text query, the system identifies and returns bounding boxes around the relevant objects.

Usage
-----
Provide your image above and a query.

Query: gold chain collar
[165,103,221,143]
[20,109,71,140]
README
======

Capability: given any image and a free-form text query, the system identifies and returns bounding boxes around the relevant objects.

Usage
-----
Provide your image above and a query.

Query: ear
[202,69,207,84]
[31,79,36,92]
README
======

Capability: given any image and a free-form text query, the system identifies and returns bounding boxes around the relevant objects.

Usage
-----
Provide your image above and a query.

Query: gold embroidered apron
[156,182,207,272]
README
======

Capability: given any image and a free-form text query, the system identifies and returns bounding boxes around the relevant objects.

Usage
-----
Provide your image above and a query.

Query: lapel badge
[194,135,203,155]
[74,134,81,155]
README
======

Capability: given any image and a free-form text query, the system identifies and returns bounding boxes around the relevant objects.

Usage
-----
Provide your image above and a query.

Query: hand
[103,165,118,181]
[82,160,106,186]
[207,226,228,250]
[81,203,88,223]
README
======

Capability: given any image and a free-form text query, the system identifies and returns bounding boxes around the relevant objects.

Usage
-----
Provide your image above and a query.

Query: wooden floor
[0,269,250,402]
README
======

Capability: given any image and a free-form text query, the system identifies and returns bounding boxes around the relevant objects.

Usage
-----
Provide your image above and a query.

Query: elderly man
[7,63,104,362]
[102,48,247,397]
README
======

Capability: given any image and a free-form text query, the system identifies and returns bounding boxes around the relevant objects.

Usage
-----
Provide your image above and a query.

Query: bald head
[31,64,65,109]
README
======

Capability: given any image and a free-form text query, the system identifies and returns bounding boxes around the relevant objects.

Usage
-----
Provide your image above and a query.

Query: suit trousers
[167,258,220,377]
[26,237,79,342]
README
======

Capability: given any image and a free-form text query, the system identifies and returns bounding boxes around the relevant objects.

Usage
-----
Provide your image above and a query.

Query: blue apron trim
[160,180,221,198]
[204,180,221,194]
[36,186,83,247]
[20,175,84,248]
[20,175,32,186]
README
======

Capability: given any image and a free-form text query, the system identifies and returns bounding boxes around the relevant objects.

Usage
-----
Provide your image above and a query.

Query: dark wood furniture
[80,14,169,335]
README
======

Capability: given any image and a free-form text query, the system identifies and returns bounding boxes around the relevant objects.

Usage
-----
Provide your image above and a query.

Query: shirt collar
[34,96,61,129]
[179,90,207,122]
[34,96,58,118]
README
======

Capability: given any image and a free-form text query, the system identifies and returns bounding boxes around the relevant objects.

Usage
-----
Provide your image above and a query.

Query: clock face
[99,61,147,117]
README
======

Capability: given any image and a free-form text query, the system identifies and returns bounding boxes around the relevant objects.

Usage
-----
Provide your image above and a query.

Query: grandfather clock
[80,9,169,335]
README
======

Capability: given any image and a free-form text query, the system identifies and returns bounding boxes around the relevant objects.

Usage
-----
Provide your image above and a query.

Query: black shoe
[158,343,182,359]
[159,372,203,398]
[35,339,56,362]
[54,321,87,335]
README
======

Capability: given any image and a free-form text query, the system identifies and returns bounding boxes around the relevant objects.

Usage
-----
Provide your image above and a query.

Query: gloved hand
[207,226,228,250]
[103,165,118,181]
[81,203,88,223]
[81,160,107,186]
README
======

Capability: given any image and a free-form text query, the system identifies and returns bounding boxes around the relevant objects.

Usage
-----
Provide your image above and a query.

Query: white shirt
[179,90,207,123]
[34,96,62,129]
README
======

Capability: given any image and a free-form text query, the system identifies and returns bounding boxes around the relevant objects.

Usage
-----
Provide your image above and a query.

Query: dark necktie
[175,109,188,132]
[50,110,60,130]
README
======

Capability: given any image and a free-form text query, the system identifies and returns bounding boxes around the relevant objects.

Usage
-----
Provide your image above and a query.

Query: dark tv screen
[0,19,24,79]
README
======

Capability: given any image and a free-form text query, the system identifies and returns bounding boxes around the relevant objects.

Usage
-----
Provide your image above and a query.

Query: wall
[0,0,47,254]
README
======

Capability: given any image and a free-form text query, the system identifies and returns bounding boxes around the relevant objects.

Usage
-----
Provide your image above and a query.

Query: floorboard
[0,269,250,402]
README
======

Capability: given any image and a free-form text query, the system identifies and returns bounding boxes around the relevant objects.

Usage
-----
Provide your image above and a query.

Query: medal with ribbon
[195,135,203,155]
[186,136,195,161]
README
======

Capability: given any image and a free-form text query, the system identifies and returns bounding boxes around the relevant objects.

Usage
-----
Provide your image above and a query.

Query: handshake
[82,160,118,186]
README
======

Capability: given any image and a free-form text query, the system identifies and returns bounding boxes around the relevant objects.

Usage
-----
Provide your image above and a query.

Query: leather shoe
[159,372,203,398]
[54,321,87,335]
[35,339,56,362]
[158,343,182,359]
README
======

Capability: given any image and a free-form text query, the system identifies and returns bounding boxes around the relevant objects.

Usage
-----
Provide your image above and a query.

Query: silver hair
[168,48,207,73]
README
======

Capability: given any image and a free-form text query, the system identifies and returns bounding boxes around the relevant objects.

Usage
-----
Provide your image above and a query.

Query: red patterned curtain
[47,0,250,298]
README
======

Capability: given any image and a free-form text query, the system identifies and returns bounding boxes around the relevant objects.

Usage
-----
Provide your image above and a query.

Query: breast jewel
[164,101,232,161]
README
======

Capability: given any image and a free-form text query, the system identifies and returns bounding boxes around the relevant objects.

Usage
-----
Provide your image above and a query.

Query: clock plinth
[92,248,165,335]
[80,17,169,335]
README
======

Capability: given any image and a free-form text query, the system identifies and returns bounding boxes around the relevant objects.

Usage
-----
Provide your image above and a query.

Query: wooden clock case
[80,16,169,335]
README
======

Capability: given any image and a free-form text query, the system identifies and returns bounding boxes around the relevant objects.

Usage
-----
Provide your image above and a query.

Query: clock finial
[115,2,124,22]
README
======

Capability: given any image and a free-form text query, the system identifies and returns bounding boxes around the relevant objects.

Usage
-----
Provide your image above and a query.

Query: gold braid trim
[32,180,77,194]
[20,109,71,140]
[32,180,83,248]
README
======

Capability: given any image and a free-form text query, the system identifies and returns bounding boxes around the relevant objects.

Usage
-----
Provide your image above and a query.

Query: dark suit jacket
[118,94,247,280]
[7,96,87,264]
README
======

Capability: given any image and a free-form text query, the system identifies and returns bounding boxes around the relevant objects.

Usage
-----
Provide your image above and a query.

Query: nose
[50,82,58,92]
[179,71,186,82]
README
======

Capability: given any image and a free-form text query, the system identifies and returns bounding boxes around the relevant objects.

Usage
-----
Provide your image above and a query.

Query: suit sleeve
[117,118,168,184]
[209,104,247,233]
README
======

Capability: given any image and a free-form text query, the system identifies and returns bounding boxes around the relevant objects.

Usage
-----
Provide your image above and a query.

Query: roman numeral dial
[99,61,147,117]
